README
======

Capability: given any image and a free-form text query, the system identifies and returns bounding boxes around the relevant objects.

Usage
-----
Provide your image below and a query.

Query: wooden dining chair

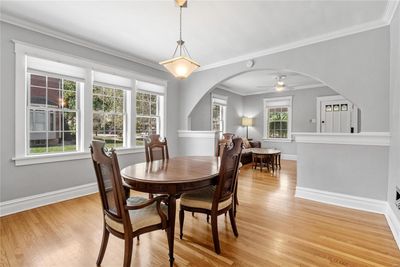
[215,133,241,217]
[144,134,169,199]
[90,140,170,267]
[179,137,243,254]
[144,134,169,162]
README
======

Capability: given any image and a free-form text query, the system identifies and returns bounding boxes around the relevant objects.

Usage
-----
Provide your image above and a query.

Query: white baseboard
[295,186,399,250]
[295,186,387,214]
[281,154,297,161]
[0,182,98,217]
[385,204,400,250]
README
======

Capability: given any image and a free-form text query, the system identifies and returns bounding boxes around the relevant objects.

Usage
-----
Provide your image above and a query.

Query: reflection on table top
[249,148,281,155]
[120,156,220,184]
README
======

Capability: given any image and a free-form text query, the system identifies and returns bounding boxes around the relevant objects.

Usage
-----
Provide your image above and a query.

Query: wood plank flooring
[1,160,399,266]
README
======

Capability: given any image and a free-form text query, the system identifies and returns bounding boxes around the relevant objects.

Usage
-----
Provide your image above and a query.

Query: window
[14,42,167,165]
[28,73,81,154]
[264,96,292,140]
[211,94,227,133]
[136,91,162,146]
[92,85,126,148]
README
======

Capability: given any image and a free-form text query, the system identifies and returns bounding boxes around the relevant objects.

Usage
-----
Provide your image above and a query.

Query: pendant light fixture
[159,0,200,79]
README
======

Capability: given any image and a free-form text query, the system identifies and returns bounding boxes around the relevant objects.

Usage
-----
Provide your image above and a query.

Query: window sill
[262,138,293,143]
[12,147,145,166]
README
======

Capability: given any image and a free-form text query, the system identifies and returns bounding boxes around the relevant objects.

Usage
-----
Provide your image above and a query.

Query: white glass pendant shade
[160,56,200,79]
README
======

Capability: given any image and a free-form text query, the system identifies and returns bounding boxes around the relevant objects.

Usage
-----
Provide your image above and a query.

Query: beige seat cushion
[180,186,232,210]
[105,196,167,233]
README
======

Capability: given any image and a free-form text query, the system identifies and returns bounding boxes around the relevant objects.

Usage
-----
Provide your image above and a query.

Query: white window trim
[13,41,166,166]
[263,96,293,142]
[211,93,227,133]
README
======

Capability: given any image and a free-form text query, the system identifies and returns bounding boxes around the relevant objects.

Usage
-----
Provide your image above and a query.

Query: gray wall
[0,22,180,202]
[388,6,400,220]
[190,88,244,136]
[180,27,390,132]
[243,87,337,154]
[297,143,389,200]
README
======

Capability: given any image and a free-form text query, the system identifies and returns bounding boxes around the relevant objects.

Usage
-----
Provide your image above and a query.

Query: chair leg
[179,209,185,239]
[229,208,239,237]
[123,236,133,267]
[96,226,109,266]
[211,213,221,254]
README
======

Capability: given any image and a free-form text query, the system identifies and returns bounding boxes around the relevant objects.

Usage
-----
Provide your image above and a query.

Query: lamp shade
[241,117,253,126]
[160,56,200,79]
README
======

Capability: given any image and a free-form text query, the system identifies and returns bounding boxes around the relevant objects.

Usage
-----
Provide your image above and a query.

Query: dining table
[120,156,221,266]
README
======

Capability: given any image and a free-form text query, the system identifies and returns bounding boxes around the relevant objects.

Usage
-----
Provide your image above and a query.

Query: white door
[318,97,358,133]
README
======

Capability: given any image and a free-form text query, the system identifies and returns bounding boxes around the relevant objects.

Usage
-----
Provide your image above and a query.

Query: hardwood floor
[1,160,399,266]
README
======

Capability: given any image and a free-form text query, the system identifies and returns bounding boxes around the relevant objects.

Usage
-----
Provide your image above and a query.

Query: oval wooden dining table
[120,156,220,266]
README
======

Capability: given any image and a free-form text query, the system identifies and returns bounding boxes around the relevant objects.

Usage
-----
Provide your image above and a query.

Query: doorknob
[321,121,325,123]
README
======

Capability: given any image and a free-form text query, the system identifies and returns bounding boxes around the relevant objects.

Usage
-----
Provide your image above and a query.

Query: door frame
[316,95,346,133]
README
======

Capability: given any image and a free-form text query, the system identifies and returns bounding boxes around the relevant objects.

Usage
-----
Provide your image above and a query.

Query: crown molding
[383,0,400,24]
[0,13,165,72]
[197,19,388,72]
[218,83,325,96]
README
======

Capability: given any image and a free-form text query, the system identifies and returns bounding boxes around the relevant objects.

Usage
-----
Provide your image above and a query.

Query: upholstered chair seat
[180,186,232,211]
[105,196,168,233]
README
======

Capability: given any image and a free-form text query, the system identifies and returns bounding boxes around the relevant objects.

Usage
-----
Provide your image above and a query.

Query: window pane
[114,115,123,131]
[104,114,113,131]
[31,74,46,87]
[63,111,76,132]
[93,113,103,132]
[143,93,150,102]
[47,89,61,108]
[30,110,47,131]
[64,131,77,152]
[93,85,103,95]
[48,77,61,89]
[151,102,157,116]
[281,121,288,130]
[30,86,47,106]
[30,132,47,154]
[103,96,114,112]
[115,97,123,113]
[150,117,157,133]
[63,80,76,92]
[48,111,62,132]
[63,90,76,110]
[114,131,124,148]
[104,87,114,97]
[115,89,124,98]
[142,101,150,116]
[93,95,103,111]
[47,131,63,153]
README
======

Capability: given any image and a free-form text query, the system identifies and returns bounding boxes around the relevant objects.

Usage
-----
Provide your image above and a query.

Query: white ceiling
[0,1,390,70]
[219,70,324,95]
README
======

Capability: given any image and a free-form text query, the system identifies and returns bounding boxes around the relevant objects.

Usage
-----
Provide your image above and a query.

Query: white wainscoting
[296,186,400,250]
[293,132,390,146]
[281,154,297,161]
[0,183,98,217]
[178,130,219,156]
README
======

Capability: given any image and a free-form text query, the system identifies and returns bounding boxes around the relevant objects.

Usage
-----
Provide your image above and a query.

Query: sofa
[241,140,261,165]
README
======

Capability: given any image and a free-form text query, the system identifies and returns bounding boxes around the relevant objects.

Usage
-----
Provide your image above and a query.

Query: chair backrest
[216,133,235,157]
[90,141,129,226]
[213,137,243,208]
[144,134,169,162]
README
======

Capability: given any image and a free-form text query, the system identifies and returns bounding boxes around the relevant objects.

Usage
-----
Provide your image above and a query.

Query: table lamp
[241,117,253,139]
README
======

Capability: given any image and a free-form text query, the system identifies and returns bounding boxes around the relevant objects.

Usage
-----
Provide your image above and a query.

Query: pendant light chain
[179,6,183,56]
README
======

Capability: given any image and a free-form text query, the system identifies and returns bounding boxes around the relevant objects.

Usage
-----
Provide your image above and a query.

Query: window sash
[27,73,81,155]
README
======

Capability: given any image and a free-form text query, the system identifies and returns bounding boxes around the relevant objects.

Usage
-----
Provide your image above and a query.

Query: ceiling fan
[256,74,292,92]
